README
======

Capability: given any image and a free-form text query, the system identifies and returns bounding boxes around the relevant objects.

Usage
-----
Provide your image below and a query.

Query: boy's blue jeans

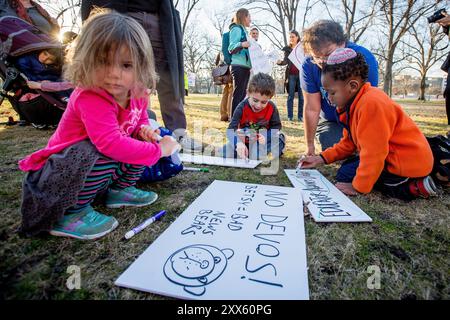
[221,130,285,160]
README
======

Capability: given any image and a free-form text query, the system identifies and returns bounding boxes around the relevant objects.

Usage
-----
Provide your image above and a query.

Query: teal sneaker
[105,186,158,208]
[49,206,118,240]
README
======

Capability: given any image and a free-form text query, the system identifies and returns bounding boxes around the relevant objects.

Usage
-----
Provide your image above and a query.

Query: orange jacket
[321,83,433,194]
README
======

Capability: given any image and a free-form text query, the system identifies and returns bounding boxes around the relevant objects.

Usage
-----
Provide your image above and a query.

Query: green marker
[184,167,209,172]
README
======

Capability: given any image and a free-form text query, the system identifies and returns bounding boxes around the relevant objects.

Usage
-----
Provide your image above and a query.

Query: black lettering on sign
[181,210,227,235]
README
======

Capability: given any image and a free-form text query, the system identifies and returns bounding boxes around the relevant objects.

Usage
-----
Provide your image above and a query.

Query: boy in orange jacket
[299,48,436,200]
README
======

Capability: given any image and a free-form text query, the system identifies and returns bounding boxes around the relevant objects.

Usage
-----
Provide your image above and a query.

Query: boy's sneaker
[105,186,158,208]
[408,176,438,198]
[49,206,118,240]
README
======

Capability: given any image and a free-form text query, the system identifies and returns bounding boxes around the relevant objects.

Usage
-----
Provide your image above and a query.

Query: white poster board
[248,39,272,75]
[288,43,305,71]
[285,169,372,223]
[116,180,309,300]
[180,153,262,169]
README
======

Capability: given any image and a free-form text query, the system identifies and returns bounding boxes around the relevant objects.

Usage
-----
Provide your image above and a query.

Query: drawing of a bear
[163,244,234,296]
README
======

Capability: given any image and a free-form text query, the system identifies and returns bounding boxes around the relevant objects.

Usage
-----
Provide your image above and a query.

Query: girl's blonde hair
[232,8,249,26]
[64,9,158,95]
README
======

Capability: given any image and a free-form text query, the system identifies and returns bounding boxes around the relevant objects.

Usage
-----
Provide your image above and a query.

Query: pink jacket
[19,87,162,172]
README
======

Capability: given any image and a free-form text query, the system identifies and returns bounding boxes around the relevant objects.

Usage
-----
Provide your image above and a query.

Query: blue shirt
[300,42,378,122]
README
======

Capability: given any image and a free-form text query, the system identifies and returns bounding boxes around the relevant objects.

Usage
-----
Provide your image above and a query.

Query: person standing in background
[277,30,303,122]
[249,27,259,42]
[228,8,252,117]
[81,0,202,153]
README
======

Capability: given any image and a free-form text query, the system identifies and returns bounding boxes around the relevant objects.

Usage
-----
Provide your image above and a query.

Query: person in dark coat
[277,30,303,122]
[81,0,202,152]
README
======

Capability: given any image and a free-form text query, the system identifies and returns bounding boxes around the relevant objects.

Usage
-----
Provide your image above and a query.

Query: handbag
[212,64,232,85]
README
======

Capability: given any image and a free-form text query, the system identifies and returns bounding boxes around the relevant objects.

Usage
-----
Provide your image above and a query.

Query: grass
[0,94,449,300]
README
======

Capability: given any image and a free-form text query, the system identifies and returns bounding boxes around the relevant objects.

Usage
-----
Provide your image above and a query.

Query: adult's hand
[306,144,316,156]
[241,41,250,48]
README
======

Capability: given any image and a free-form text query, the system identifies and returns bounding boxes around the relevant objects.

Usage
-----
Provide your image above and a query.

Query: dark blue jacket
[16,53,60,82]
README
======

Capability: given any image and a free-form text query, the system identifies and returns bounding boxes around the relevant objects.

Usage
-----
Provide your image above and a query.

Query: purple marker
[124,210,167,240]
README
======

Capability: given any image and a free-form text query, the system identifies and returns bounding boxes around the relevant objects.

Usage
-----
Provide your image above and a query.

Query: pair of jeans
[230,65,251,117]
[287,74,304,120]
[335,156,419,201]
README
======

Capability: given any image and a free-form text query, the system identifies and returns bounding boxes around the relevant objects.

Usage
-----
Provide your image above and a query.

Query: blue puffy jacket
[16,53,60,82]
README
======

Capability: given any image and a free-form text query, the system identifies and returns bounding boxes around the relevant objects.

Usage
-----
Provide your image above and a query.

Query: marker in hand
[125,210,167,240]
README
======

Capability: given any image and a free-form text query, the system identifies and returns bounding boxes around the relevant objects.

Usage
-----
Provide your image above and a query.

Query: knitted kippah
[326,48,357,65]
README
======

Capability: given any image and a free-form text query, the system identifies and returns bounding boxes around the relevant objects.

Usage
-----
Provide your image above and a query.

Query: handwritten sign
[115,180,309,300]
[248,38,272,75]
[180,153,262,169]
[288,43,305,71]
[285,169,372,223]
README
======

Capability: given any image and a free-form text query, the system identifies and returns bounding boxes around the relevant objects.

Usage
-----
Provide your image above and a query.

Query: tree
[211,9,233,37]
[39,0,82,32]
[175,0,202,36]
[402,22,447,100]
[183,24,219,93]
[375,0,442,96]
[319,0,379,43]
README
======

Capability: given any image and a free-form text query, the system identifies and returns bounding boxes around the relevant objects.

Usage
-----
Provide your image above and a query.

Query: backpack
[426,135,450,188]
[222,25,247,65]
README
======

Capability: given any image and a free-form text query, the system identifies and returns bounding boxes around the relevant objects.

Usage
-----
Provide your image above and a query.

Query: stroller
[0,16,67,127]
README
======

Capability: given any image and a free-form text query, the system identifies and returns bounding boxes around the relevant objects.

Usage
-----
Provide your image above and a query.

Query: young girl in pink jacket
[19,10,179,240]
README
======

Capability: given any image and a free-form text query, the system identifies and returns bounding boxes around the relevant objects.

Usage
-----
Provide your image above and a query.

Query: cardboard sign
[248,39,272,75]
[115,180,309,300]
[288,43,305,71]
[180,153,262,169]
[285,169,372,223]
